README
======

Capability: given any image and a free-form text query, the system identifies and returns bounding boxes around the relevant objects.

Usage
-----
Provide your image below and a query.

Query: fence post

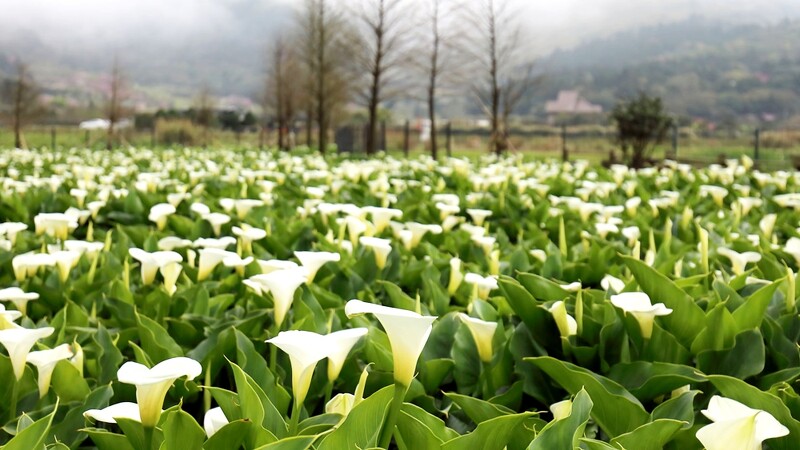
[754,128,761,161]
[561,124,568,162]
[671,123,679,159]
[403,120,410,157]
[51,128,56,149]
[445,122,452,157]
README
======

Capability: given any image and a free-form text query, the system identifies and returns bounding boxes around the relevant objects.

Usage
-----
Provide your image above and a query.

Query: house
[545,90,603,115]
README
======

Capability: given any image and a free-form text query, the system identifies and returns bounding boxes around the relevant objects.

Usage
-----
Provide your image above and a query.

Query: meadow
[0,146,798,449]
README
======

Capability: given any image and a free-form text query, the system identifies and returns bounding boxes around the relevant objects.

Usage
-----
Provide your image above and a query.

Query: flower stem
[8,379,18,424]
[482,362,495,398]
[323,381,333,408]
[143,426,154,450]
[378,382,407,449]
[289,399,302,435]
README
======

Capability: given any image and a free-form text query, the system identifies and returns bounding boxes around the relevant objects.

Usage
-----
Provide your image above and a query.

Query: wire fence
[2,123,799,170]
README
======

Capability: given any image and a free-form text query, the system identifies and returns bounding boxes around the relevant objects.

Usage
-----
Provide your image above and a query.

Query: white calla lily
[266,330,331,404]
[550,399,573,421]
[448,257,464,295]
[117,357,203,427]
[295,251,340,283]
[26,343,74,397]
[84,402,145,424]
[0,326,55,379]
[359,237,392,270]
[457,313,498,363]
[464,272,498,300]
[696,396,789,450]
[717,247,761,275]
[204,212,231,236]
[129,249,183,285]
[12,253,56,282]
[197,248,236,281]
[203,407,229,438]
[148,203,176,230]
[248,267,308,328]
[0,288,38,315]
[324,328,368,381]
[548,301,578,338]
[362,206,402,233]
[345,300,436,386]
[610,292,672,339]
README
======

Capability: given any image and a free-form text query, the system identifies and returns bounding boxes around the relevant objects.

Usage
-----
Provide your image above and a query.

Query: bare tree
[106,59,128,150]
[355,0,409,155]
[297,0,352,154]
[0,62,42,149]
[467,0,536,155]
[194,85,215,148]
[265,36,302,151]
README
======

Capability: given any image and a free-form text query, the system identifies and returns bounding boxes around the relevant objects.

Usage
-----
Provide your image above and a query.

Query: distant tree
[106,59,128,150]
[298,0,352,153]
[265,36,302,151]
[612,92,672,168]
[194,85,215,147]
[0,62,43,149]
[420,0,454,159]
[355,0,409,155]
[466,0,536,155]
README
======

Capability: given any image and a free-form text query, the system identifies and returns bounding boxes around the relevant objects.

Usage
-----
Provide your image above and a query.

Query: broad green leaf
[316,385,394,450]
[395,403,458,450]
[445,392,515,424]
[528,388,592,450]
[606,361,706,400]
[622,256,705,346]
[696,329,765,378]
[610,419,685,450]
[441,412,534,450]
[652,390,700,427]
[161,409,206,450]
[528,356,649,437]
[203,420,251,450]
[255,435,316,450]
[4,403,57,450]
[517,273,569,301]
[83,429,136,450]
[732,280,780,330]
[136,310,184,361]
[230,360,288,439]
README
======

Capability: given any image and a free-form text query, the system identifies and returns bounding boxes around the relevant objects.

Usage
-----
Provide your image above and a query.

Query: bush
[155,119,197,146]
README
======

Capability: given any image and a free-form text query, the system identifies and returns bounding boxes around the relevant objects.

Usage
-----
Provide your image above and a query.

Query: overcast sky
[2,0,798,55]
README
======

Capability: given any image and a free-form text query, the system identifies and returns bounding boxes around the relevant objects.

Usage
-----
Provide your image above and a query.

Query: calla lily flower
[248,267,308,328]
[548,301,578,338]
[204,407,229,437]
[34,213,77,240]
[12,253,56,282]
[84,402,145,424]
[600,274,626,294]
[51,250,81,282]
[117,357,203,427]
[466,209,492,226]
[359,237,392,270]
[696,396,789,450]
[448,257,464,295]
[64,240,104,258]
[550,399,573,421]
[160,262,182,295]
[404,222,442,249]
[148,203,176,230]
[326,393,355,416]
[266,331,331,404]
[197,248,236,281]
[324,328,369,381]
[0,326,55,380]
[194,236,237,249]
[256,259,299,274]
[458,313,497,363]
[295,251,340,283]
[27,343,74,397]
[0,304,22,329]
[0,222,27,246]
[345,300,436,386]
[222,254,254,276]
[464,273,498,300]
[0,288,38,315]
[129,249,183,285]
[610,292,672,339]
[203,212,231,236]
[783,237,800,267]
[717,247,762,275]
[362,206,402,233]
[232,225,267,254]
[157,236,193,251]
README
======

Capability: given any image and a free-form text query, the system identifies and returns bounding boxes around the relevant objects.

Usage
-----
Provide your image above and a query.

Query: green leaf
[395,403,458,450]
[732,280,780,331]
[606,361,706,400]
[229,360,288,439]
[610,419,685,450]
[4,402,57,450]
[652,390,700,427]
[441,412,534,450]
[93,324,124,385]
[708,375,800,450]
[517,273,569,301]
[696,329,765,378]
[136,310,184,361]
[83,429,135,450]
[255,436,316,450]
[161,409,206,450]
[622,256,705,346]
[528,388,592,450]
[316,385,394,450]
[203,419,251,450]
[690,303,738,354]
[528,356,649,437]
[51,359,91,402]
[445,392,515,424]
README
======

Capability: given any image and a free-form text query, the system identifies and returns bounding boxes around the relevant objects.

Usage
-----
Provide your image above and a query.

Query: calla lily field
[1,146,800,449]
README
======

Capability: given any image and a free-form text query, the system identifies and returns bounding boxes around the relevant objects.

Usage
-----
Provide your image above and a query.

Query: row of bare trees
[263,0,536,156]
[1,0,535,156]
